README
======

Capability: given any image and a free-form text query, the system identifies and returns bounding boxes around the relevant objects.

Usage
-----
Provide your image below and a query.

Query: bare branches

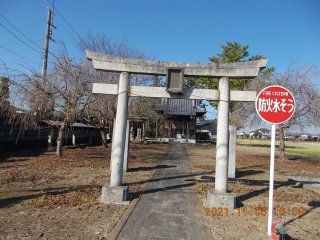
[73,30,158,127]
[231,62,320,160]
[232,62,320,130]
[1,30,158,155]
[75,29,155,60]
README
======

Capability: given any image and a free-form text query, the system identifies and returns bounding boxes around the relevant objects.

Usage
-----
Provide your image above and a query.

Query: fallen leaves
[30,186,101,209]
[0,145,111,185]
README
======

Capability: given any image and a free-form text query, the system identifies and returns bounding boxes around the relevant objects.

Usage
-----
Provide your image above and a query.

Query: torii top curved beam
[86,50,268,78]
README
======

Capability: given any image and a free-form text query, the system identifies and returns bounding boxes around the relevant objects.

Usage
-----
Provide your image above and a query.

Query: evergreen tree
[152,75,165,87]
[0,76,10,111]
[197,41,275,111]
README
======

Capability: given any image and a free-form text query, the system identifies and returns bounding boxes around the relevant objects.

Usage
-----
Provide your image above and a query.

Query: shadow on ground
[236,170,265,178]
[284,200,320,226]
[0,185,101,208]
[129,171,214,200]
[128,165,176,172]
[0,148,48,164]
[237,143,299,149]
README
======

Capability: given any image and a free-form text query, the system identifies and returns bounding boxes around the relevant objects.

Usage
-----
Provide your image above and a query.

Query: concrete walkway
[109,144,212,240]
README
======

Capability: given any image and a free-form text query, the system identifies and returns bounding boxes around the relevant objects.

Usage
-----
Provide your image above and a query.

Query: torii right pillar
[207,77,236,209]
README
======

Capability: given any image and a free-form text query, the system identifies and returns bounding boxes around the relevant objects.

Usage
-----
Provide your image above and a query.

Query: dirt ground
[1,140,320,240]
[187,141,320,240]
[0,141,168,240]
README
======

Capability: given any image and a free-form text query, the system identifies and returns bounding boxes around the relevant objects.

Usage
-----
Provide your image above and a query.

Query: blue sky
[1,0,320,121]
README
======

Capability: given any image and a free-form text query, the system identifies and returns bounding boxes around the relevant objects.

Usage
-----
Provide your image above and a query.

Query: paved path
[110,143,212,240]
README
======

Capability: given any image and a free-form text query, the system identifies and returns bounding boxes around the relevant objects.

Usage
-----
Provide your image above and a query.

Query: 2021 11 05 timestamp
[205,207,304,216]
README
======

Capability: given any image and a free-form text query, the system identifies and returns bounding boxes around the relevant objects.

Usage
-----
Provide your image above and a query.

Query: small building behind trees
[0,115,104,151]
[196,120,217,139]
[156,99,206,143]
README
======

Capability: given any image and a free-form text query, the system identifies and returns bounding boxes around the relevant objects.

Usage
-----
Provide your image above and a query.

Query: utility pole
[42,7,53,149]
[41,8,51,86]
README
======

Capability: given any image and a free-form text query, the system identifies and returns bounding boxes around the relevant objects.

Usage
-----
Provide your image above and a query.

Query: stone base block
[206,189,236,209]
[98,184,130,204]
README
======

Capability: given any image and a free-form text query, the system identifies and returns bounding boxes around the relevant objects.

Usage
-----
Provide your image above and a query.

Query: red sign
[255,85,295,124]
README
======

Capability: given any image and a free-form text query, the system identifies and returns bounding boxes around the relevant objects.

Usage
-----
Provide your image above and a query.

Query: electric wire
[0,21,59,64]
[0,46,40,65]
[0,13,43,49]
[46,0,82,40]
[0,39,43,48]
[0,23,43,55]
[0,12,65,65]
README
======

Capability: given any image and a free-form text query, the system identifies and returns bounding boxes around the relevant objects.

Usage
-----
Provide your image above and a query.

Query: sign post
[255,85,295,236]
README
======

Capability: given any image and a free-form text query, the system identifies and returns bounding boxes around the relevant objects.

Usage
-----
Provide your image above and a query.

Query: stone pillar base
[98,184,130,204]
[206,189,236,209]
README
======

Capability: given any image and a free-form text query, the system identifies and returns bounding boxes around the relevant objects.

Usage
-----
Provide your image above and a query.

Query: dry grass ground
[0,141,168,239]
[238,139,320,159]
[187,139,320,240]
[1,139,319,239]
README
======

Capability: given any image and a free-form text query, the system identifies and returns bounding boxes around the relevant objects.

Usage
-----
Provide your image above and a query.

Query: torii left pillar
[98,72,130,204]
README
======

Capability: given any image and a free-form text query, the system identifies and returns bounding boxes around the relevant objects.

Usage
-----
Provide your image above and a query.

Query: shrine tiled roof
[156,99,206,116]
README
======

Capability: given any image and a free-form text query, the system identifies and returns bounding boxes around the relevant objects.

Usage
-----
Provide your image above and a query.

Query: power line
[0,46,40,65]
[0,7,76,69]
[0,39,44,48]
[0,23,43,55]
[0,13,60,63]
[0,13,43,49]
[46,0,82,40]
[0,24,60,66]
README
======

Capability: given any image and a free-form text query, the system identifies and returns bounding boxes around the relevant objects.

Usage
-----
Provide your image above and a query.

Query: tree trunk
[133,122,137,140]
[142,121,145,142]
[155,118,158,138]
[278,125,286,161]
[56,121,66,158]
[100,128,108,148]
[88,129,92,145]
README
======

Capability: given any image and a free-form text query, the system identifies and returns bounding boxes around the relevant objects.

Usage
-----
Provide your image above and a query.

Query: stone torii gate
[86,50,267,208]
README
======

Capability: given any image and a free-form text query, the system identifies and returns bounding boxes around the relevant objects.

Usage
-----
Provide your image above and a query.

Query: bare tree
[75,30,157,145]
[233,62,320,160]
[82,65,118,148]
[47,53,92,157]
[0,62,52,141]
[1,52,92,157]
[75,29,155,61]
[1,30,157,156]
